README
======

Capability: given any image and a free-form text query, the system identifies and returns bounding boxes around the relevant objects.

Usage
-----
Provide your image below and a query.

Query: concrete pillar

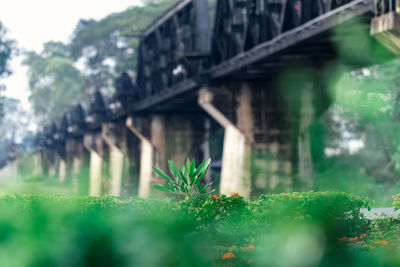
[66,138,87,193]
[53,144,67,183]
[371,11,400,56]
[58,159,67,183]
[0,159,19,181]
[126,116,154,199]
[127,113,205,198]
[297,82,315,190]
[153,114,205,181]
[32,153,43,178]
[102,120,140,197]
[199,81,317,197]
[84,133,105,196]
[199,87,251,197]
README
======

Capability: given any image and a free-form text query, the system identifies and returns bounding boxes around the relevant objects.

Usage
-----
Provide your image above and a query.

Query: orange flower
[281,193,287,196]
[360,234,366,239]
[338,237,348,242]
[362,245,367,248]
[356,241,366,245]
[348,237,358,242]
[248,259,254,264]
[370,246,375,250]
[373,240,388,246]
[228,247,232,252]
[222,252,235,260]
[231,192,239,196]
[248,245,255,250]
[213,195,218,200]
[241,247,246,251]
[289,195,296,199]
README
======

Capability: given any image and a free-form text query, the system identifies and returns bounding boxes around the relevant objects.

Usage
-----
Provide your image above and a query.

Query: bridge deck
[132,0,379,113]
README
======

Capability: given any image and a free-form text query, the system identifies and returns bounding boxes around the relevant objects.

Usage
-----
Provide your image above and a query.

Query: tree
[69,0,178,93]
[23,41,85,126]
[309,59,400,204]
[0,20,17,123]
[0,21,15,78]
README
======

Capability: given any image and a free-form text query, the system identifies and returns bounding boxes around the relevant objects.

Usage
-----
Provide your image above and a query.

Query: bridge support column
[66,138,88,194]
[32,152,43,178]
[126,116,153,199]
[102,120,140,198]
[58,159,67,183]
[371,11,400,56]
[44,149,58,178]
[127,114,205,197]
[199,82,315,196]
[84,133,105,196]
[199,87,251,197]
[102,122,128,197]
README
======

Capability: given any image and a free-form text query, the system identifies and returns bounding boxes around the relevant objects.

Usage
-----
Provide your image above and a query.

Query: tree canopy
[23,0,178,126]
[0,20,17,124]
[23,41,85,126]
[69,0,178,92]
[0,21,15,79]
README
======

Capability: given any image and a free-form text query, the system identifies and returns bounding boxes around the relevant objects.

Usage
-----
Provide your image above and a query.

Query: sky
[0,0,141,109]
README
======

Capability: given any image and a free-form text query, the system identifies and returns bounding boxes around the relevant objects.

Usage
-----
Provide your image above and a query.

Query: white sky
[0,0,141,109]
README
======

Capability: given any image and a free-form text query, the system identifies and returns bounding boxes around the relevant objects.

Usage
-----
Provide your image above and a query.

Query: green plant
[153,158,214,199]
[393,194,400,211]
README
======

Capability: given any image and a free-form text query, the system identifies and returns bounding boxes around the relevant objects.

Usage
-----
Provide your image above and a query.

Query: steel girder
[136,0,211,103]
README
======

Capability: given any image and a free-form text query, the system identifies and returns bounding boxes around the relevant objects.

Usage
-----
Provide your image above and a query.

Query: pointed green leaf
[152,167,173,182]
[186,158,191,174]
[178,169,188,186]
[168,160,180,181]
[200,183,213,192]
[153,184,172,192]
[178,162,185,176]
[195,165,210,186]
[194,159,211,177]
[190,159,196,176]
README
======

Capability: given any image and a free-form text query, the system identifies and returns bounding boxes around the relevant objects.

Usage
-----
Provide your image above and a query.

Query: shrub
[152,158,214,200]
[0,192,388,267]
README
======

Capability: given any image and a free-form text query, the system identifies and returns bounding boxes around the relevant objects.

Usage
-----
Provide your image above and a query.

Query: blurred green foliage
[1,192,397,267]
[23,42,85,126]
[0,20,16,79]
[309,58,400,206]
[0,20,17,124]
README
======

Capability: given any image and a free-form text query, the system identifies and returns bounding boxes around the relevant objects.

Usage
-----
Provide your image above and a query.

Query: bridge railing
[210,0,355,65]
[136,0,212,101]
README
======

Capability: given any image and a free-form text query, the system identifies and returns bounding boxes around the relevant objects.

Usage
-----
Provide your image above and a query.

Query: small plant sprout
[153,158,214,199]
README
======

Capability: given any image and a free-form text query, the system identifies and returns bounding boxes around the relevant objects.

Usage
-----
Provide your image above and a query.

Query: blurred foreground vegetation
[0,192,398,267]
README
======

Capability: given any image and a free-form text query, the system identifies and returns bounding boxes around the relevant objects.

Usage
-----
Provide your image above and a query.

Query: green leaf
[194,165,210,186]
[153,184,172,192]
[186,158,191,174]
[152,167,173,182]
[200,182,213,192]
[168,160,180,181]
[190,159,196,176]
[194,159,211,177]
[178,169,188,186]
[178,162,185,176]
